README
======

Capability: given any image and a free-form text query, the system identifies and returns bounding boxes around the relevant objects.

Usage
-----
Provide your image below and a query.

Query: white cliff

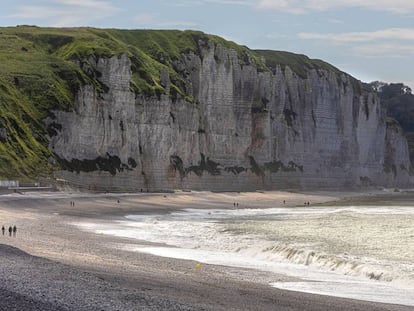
[48,42,412,191]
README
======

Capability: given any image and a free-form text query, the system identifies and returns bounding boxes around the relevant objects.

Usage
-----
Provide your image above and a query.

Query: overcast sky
[1,0,413,88]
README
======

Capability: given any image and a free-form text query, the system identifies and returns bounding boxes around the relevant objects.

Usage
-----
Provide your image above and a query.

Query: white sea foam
[270,281,414,306]
[74,205,414,306]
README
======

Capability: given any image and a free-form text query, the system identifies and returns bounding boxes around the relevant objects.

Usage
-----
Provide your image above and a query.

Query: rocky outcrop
[48,42,412,191]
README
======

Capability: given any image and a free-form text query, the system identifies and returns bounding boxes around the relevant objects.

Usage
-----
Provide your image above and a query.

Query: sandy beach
[0,189,412,311]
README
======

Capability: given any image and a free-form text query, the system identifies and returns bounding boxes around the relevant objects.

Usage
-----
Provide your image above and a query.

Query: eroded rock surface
[49,44,412,191]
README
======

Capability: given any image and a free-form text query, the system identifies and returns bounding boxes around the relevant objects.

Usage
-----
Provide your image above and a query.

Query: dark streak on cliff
[186,153,221,177]
[57,154,136,176]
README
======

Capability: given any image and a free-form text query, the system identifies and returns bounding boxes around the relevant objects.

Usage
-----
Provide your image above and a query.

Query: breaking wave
[75,204,414,305]
[247,243,414,285]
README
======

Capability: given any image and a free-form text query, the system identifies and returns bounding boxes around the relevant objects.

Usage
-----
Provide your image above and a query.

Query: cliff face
[47,41,412,191]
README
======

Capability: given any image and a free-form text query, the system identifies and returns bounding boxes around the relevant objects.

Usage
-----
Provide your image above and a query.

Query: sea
[76,204,414,307]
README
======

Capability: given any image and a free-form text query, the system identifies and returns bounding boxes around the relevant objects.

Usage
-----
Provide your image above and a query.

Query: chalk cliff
[46,39,411,191]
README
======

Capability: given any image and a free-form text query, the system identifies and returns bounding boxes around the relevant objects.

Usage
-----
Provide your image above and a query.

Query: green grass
[254,50,343,79]
[0,26,358,179]
[0,78,52,178]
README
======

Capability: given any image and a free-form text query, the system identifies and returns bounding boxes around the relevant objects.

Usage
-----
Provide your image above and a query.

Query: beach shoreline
[0,189,412,310]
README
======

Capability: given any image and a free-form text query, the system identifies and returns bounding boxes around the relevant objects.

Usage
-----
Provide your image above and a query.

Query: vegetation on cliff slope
[371,82,414,163]
[254,50,342,79]
[0,26,351,179]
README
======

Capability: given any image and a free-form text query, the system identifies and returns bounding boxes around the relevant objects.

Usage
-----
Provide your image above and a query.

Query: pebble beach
[0,190,412,311]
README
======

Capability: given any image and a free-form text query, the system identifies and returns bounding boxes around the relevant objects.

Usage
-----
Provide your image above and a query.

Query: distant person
[1,226,4,235]
[283,200,286,205]
[8,226,12,237]
[12,225,16,237]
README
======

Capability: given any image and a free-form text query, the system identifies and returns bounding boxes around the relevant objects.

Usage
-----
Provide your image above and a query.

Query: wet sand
[0,190,411,311]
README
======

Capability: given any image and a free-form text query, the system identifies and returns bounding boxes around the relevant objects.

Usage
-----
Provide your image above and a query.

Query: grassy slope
[0,26,349,180]
[253,50,342,78]
[0,27,81,178]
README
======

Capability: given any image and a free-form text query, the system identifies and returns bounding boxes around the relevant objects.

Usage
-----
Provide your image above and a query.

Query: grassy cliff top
[0,26,346,86]
[254,50,343,79]
[0,26,351,179]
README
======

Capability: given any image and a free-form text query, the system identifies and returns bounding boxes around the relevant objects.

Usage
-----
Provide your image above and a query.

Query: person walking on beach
[12,225,16,237]
[8,226,12,237]
[1,226,4,236]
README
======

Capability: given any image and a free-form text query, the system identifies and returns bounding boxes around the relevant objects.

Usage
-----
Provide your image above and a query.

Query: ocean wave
[243,243,414,286]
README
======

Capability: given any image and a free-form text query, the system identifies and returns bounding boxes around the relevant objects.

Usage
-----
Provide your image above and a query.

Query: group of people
[282,200,310,206]
[1,225,17,237]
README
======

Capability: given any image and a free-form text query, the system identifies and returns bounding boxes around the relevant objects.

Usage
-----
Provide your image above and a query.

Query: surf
[74,204,414,306]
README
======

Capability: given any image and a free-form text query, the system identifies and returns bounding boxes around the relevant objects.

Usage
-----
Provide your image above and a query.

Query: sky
[1,0,413,89]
